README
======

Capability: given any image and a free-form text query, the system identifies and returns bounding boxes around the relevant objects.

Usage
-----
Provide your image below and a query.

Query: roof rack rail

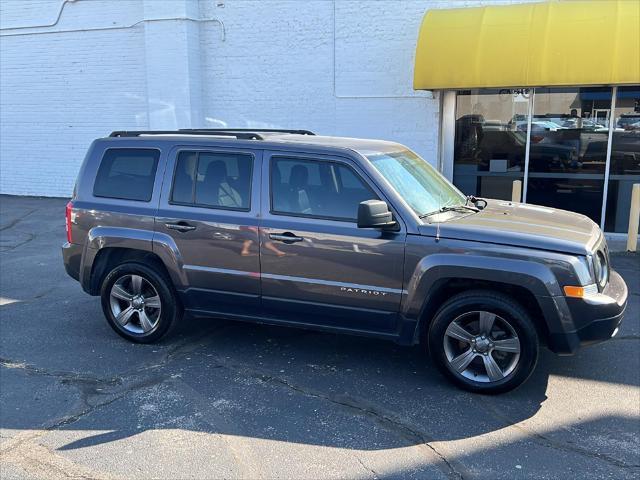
[178,128,315,136]
[109,130,264,140]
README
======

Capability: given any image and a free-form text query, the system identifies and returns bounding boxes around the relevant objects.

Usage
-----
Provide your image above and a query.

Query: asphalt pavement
[1,195,638,479]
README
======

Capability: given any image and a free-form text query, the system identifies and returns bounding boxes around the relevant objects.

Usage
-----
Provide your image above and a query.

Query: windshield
[366,149,466,216]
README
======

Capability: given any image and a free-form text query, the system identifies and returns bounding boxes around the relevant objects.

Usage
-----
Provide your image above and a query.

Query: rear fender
[151,232,188,290]
[80,227,188,292]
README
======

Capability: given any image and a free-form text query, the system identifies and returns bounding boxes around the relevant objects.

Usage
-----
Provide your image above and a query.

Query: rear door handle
[269,232,303,244]
[165,222,196,232]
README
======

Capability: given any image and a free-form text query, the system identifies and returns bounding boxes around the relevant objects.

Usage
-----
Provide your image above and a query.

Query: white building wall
[198,0,439,163]
[0,0,528,197]
[0,0,148,196]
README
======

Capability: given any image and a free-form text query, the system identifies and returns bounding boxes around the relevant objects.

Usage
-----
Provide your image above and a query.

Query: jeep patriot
[62,129,628,393]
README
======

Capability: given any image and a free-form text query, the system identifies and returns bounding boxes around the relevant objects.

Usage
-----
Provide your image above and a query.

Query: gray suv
[62,129,628,393]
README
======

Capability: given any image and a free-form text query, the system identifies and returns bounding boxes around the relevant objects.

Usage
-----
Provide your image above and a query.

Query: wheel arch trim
[80,227,187,293]
[402,253,572,345]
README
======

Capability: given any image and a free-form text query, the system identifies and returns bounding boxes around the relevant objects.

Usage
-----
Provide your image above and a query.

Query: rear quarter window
[93,148,160,201]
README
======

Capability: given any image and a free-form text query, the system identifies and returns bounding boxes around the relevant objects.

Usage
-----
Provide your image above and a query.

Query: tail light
[65,201,74,243]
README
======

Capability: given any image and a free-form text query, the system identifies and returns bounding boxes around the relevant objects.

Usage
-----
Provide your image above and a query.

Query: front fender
[401,253,573,345]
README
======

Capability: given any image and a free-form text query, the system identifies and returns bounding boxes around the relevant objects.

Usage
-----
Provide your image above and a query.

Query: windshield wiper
[419,204,478,219]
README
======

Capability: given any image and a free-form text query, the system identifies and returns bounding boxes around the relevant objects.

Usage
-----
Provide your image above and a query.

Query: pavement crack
[33,286,56,299]
[0,374,166,459]
[1,432,119,480]
[355,455,379,479]
[479,399,638,470]
[0,357,123,391]
[128,324,231,375]
[54,375,167,430]
[0,232,36,252]
[207,357,465,479]
[0,324,232,398]
[0,208,37,231]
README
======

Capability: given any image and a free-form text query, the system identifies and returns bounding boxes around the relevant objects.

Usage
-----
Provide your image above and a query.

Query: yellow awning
[413,0,640,90]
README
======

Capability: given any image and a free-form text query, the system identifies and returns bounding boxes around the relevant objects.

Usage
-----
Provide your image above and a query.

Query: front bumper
[548,269,627,354]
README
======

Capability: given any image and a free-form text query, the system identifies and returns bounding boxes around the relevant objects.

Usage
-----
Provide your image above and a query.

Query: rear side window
[171,151,253,210]
[93,149,160,201]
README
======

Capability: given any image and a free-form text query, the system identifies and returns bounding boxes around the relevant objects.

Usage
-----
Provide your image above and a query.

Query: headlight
[593,250,609,289]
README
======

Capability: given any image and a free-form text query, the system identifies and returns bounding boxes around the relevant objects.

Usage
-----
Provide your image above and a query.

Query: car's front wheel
[100,262,181,343]
[428,290,539,394]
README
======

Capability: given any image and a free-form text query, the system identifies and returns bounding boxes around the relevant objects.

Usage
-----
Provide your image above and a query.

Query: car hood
[418,201,601,255]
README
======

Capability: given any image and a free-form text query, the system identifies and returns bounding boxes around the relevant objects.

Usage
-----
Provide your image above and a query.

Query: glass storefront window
[604,86,640,233]
[451,86,639,232]
[453,89,529,200]
[526,87,612,225]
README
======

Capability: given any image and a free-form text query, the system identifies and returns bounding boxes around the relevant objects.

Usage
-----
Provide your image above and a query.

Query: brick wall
[0,0,528,197]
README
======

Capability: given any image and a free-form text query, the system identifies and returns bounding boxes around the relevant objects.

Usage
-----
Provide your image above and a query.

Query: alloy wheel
[443,310,521,383]
[109,274,162,334]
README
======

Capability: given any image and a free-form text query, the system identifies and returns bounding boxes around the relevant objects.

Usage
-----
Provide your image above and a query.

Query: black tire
[427,290,539,394]
[100,262,181,343]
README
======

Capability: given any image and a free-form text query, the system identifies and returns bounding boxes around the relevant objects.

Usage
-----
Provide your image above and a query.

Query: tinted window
[93,149,159,201]
[171,151,197,204]
[271,157,376,220]
[171,151,252,210]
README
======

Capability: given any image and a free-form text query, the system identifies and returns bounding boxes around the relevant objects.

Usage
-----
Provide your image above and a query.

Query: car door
[155,146,262,316]
[259,150,407,334]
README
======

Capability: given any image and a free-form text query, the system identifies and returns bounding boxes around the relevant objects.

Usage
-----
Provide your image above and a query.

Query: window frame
[92,147,161,202]
[269,155,379,223]
[168,148,255,212]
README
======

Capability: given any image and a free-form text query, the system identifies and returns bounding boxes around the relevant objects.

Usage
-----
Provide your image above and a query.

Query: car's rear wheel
[428,290,539,394]
[100,262,181,343]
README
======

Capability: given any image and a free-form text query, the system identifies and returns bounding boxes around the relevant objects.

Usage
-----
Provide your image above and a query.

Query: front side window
[367,149,465,216]
[271,157,376,220]
[171,151,252,210]
[93,148,160,201]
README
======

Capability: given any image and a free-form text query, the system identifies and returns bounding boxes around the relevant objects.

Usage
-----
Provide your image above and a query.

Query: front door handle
[165,222,196,232]
[269,232,303,244]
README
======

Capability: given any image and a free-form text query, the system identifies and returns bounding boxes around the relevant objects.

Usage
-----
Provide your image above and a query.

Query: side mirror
[357,200,397,229]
